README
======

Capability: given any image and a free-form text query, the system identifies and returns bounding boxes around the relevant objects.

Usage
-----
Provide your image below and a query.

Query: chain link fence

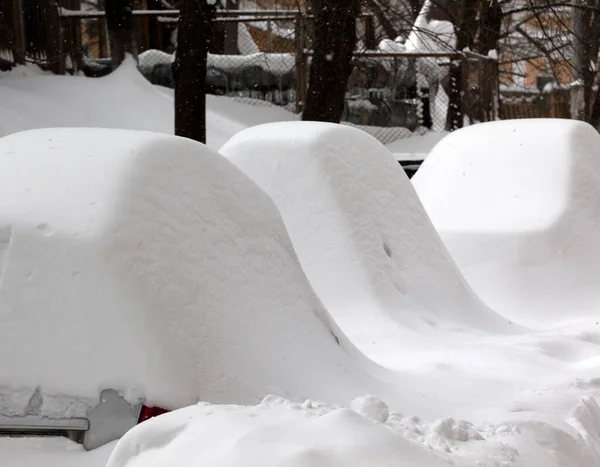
[2,2,498,132]
[295,14,497,131]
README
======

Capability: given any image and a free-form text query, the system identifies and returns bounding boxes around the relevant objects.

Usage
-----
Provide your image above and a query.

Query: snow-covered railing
[59,8,299,22]
[139,49,295,75]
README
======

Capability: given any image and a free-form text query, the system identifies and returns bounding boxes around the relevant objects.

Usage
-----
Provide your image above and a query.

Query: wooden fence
[0,0,82,72]
[500,89,571,120]
[0,0,21,67]
[0,3,302,73]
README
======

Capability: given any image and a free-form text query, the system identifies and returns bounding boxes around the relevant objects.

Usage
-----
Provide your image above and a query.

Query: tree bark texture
[173,0,216,144]
[301,0,360,123]
[580,2,600,122]
[444,0,478,130]
[106,0,137,68]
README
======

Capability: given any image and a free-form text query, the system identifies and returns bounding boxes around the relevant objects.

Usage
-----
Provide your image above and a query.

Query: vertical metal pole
[294,14,304,113]
[266,19,272,52]
[57,11,66,74]
[493,58,500,121]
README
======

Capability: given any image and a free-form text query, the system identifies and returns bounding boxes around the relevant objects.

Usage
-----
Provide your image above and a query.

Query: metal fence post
[294,14,305,114]
[493,58,500,121]
[266,19,272,52]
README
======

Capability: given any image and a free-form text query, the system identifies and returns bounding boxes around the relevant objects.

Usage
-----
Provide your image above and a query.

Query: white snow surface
[0,127,393,416]
[238,23,261,55]
[215,121,600,467]
[0,58,295,150]
[3,438,115,467]
[413,119,600,327]
[107,394,600,467]
[220,122,516,347]
[138,49,295,75]
[387,130,449,161]
[3,68,600,467]
[106,398,464,467]
[0,59,429,156]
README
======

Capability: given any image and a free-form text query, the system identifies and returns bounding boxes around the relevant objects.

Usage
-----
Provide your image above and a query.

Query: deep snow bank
[106,394,600,467]
[413,119,600,327]
[2,438,115,467]
[0,127,385,415]
[220,122,513,340]
[0,60,295,149]
[106,397,462,467]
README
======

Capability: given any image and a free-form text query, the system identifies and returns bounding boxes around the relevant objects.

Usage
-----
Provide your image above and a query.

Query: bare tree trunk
[173,0,216,144]
[588,13,600,128]
[302,0,360,123]
[589,83,600,129]
[106,0,137,68]
[582,3,600,121]
[364,0,399,40]
[477,0,501,55]
[224,0,239,54]
[444,0,479,130]
[571,0,587,120]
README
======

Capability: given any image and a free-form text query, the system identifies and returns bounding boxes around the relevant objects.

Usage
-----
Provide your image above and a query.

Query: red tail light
[138,405,170,423]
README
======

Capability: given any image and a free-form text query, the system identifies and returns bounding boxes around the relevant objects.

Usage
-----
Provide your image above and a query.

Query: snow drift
[3,438,116,467]
[106,393,600,467]
[0,127,388,416]
[0,59,295,150]
[413,119,600,327]
[106,397,466,467]
[220,122,514,345]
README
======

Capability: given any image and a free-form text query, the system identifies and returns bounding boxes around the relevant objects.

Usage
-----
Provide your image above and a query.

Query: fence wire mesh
[1,2,499,131]
[134,14,299,109]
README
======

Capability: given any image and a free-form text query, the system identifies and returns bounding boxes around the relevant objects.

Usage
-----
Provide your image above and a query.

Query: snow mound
[413,119,600,327]
[0,127,385,415]
[106,395,600,467]
[351,395,389,423]
[106,398,459,467]
[220,122,514,342]
[0,60,294,150]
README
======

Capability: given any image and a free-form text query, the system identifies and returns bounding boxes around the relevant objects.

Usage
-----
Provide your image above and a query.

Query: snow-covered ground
[0,61,295,150]
[0,60,437,160]
[2,438,116,467]
[388,131,449,161]
[2,65,600,467]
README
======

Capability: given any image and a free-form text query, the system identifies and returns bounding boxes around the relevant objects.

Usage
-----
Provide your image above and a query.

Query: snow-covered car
[412,119,600,326]
[0,387,167,451]
[1,127,378,464]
